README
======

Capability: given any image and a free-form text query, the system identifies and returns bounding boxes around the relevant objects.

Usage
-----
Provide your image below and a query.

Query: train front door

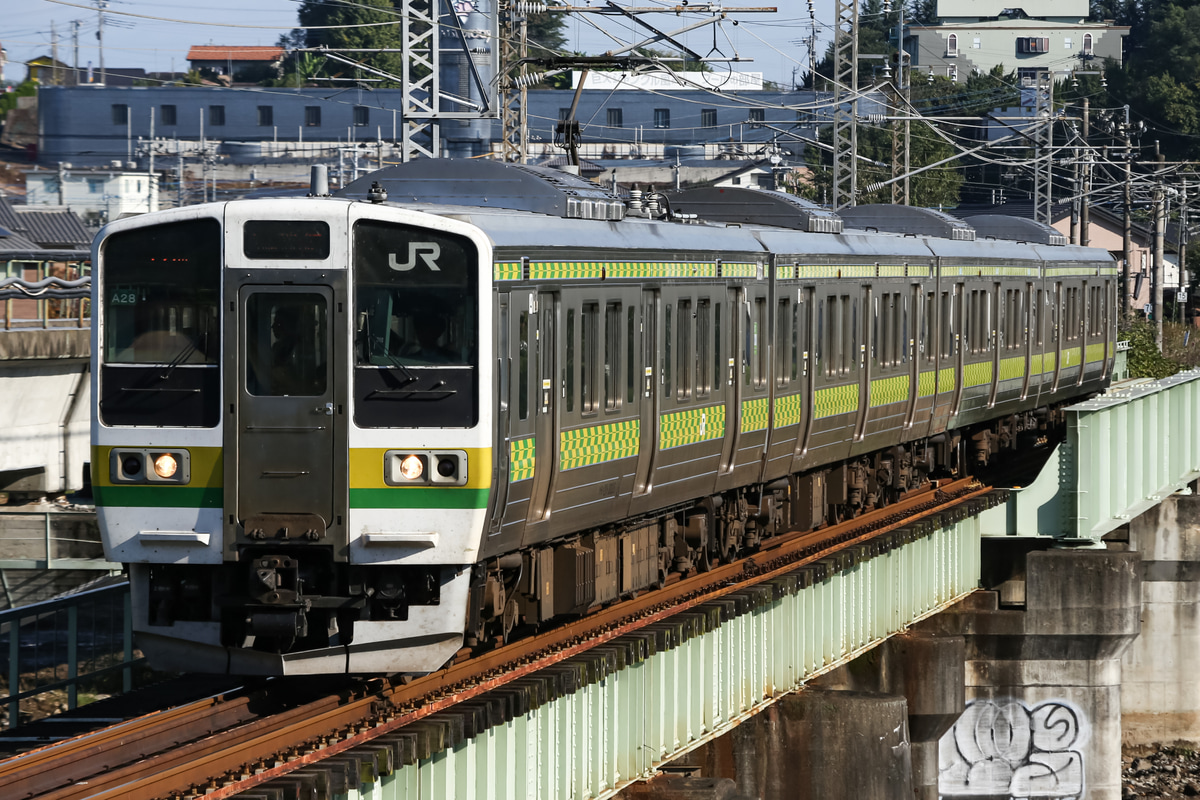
[235,285,338,539]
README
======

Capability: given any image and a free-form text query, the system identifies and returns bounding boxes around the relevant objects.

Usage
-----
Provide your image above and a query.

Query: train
[90,159,1117,675]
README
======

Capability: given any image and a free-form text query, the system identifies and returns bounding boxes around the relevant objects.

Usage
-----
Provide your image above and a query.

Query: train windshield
[97,218,221,427]
[352,220,479,428]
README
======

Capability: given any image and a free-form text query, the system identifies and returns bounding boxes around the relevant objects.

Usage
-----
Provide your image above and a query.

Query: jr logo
[388,242,442,271]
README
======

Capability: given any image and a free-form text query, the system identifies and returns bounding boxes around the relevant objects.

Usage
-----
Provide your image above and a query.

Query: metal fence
[0,582,142,730]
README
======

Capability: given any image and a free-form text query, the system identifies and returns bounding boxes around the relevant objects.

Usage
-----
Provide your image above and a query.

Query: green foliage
[298,0,404,87]
[1121,319,1184,379]
[0,80,37,121]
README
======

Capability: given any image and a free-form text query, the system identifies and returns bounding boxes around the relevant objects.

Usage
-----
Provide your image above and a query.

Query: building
[907,0,1128,83]
[33,84,852,167]
[186,46,284,82]
[25,167,159,227]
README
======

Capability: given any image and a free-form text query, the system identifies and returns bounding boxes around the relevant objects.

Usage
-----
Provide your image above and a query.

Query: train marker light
[111,449,191,484]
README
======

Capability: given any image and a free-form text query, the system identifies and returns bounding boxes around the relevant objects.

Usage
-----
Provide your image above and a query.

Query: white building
[25,166,159,226]
[907,0,1128,84]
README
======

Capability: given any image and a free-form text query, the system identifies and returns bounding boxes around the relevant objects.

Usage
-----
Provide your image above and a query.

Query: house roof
[0,198,91,249]
[186,46,284,63]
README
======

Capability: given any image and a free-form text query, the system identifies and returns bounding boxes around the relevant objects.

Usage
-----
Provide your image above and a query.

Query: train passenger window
[872,295,881,367]
[582,302,599,414]
[825,297,838,377]
[816,299,824,374]
[844,296,854,375]
[923,292,933,362]
[940,291,953,359]
[791,298,800,382]
[566,308,576,413]
[714,302,722,388]
[605,302,621,411]
[519,311,529,420]
[776,298,791,388]
[664,303,673,397]
[756,297,769,387]
[627,306,636,404]
[1033,290,1042,347]
[697,299,711,398]
[677,299,692,401]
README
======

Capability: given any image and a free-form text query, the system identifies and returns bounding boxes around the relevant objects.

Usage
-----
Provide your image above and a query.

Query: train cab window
[697,299,711,397]
[677,299,692,401]
[99,217,221,427]
[581,302,599,414]
[352,220,479,428]
[519,311,529,420]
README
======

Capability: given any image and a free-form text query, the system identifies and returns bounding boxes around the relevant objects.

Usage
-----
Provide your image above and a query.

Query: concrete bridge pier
[1120,493,1200,746]
[934,549,1141,800]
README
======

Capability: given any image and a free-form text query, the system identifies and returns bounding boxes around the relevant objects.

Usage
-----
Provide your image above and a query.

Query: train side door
[951,282,965,415]
[719,286,742,474]
[235,284,339,538]
[491,288,538,547]
[797,286,817,456]
[527,291,558,524]
[1020,282,1033,400]
[988,282,1001,408]
[1051,281,1064,393]
[904,285,921,428]
[633,289,658,495]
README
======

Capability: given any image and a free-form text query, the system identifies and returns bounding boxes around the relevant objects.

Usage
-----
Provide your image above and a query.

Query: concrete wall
[0,331,90,495]
[1121,494,1200,745]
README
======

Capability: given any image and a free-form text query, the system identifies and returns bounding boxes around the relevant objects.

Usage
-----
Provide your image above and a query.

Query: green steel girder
[981,370,1200,541]
[255,511,986,800]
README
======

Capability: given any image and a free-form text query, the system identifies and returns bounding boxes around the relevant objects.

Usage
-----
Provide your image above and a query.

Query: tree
[297,0,405,86]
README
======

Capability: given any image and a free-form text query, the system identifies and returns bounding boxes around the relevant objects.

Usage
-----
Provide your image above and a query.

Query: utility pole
[1033,71,1053,225]
[497,0,530,163]
[51,23,59,86]
[889,1,910,205]
[97,0,107,85]
[73,20,81,85]
[1080,98,1090,247]
[1153,146,1165,349]
[1122,107,1133,318]
[177,152,184,208]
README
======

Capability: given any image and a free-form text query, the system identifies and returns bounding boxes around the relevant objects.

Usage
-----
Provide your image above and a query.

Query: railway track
[0,477,998,800]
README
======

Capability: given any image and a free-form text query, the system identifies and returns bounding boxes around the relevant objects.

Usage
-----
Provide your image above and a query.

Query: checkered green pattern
[963,361,993,388]
[877,265,907,277]
[741,397,769,433]
[494,261,522,281]
[1046,267,1100,277]
[774,393,803,428]
[560,419,640,471]
[918,370,937,398]
[869,374,909,407]
[509,436,536,483]
[1085,342,1106,363]
[813,383,859,419]
[999,356,1025,382]
[776,264,796,280]
[938,366,957,393]
[940,266,1040,278]
[722,262,759,278]
[660,404,725,450]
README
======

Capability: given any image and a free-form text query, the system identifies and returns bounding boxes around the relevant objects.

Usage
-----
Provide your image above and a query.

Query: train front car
[92,199,493,675]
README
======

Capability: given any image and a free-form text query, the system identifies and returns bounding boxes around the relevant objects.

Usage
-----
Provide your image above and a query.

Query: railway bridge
[1,325,1199,799]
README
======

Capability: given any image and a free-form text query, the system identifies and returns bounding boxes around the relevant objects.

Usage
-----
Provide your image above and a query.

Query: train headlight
[153,453,178,479]
[384,450,468,486]
[111,449,190,484]
[399,455,425,481]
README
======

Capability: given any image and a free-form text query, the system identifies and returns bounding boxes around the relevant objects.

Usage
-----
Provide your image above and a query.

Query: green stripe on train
[350,488,490,509]
[869,375,909,407]
[93,486,223,508]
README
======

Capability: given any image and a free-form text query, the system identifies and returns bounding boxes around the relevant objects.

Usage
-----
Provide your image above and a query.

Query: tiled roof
[186,46,285,62]
[0,197,91,249]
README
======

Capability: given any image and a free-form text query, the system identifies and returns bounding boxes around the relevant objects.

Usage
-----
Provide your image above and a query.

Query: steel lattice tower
[831,0,859,209]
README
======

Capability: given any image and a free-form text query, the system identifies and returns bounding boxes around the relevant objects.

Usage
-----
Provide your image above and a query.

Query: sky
[2,0,826,89]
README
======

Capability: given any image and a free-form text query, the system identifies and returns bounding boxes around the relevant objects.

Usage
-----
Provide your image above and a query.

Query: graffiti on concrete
[939,698,1088,799]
